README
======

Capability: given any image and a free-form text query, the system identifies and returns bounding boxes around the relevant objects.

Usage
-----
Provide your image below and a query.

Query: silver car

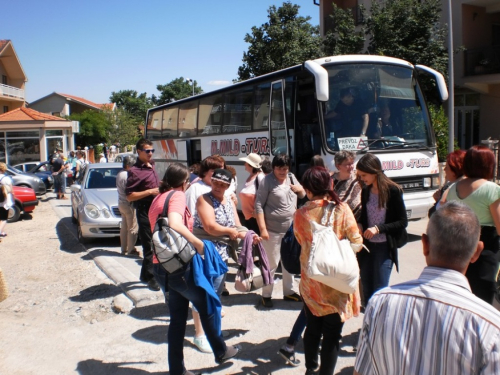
[6,165,47,195]
[70,163,122,243]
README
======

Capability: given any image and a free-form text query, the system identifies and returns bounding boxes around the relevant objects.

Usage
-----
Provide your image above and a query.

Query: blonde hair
[0,163,6,173]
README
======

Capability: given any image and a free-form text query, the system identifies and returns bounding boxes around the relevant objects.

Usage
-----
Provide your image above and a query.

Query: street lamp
[186,78,195,97]
[447,0,454,153]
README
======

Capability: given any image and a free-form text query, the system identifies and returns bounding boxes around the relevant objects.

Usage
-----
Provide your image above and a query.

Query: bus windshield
[321,63,433,152]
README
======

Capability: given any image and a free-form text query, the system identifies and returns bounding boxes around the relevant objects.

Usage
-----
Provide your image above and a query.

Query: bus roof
[147,54,415,112]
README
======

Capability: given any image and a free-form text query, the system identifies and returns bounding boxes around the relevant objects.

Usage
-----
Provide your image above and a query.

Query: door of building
[454,107,480,149]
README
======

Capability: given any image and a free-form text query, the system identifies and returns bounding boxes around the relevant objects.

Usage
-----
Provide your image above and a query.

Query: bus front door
[269,80,289,157]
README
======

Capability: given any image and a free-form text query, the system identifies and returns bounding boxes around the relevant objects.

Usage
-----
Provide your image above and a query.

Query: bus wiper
[357,139,384,153]
[378,140,435,152]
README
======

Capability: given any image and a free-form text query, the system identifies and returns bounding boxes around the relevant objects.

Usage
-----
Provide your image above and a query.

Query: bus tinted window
[323,63,432,151]
[147,110,163,140]
[199,95,223,135]
[223,88,253,133]
[178,102,198,138]
[162,107,178,138]
[253,83,270,130]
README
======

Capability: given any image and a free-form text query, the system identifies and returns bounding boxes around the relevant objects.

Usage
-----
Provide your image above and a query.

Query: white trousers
[261,230,295,298]
[118,201,138,253]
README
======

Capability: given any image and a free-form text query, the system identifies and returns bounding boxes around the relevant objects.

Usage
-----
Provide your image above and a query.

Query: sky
[2,1,319,105]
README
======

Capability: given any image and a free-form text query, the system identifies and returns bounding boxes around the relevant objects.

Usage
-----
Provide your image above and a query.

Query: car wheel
[7,204,21,223]
[71,206,78,224]
[77,223,89,244]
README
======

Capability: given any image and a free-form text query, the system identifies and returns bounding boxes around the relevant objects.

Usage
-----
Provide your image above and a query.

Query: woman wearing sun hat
[238,153,265,234]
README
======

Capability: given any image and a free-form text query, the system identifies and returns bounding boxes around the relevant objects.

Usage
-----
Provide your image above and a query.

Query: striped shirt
[354,267,500,375]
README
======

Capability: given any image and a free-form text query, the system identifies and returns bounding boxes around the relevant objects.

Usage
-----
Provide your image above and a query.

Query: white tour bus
[145,55,448,220]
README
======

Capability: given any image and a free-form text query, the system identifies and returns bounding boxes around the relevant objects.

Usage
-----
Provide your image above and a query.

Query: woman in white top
[0,162,14,237]
[238,153,264,234]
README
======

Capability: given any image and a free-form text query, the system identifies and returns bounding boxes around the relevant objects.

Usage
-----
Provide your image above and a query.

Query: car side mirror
[70,185,81,192]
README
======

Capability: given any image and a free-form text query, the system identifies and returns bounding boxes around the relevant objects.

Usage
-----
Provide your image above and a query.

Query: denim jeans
[357,241,393,306]
[287,307,307,346]
[303,303,344,375]
[167,263,226,375]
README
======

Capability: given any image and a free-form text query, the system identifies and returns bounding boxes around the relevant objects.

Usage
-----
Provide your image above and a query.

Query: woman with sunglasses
[148,163,240,375]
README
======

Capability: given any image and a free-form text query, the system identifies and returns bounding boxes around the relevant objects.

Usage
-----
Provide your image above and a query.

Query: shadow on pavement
[130,302,168,321]
[407,233,422,243]
[56,220,86,254]
[132,324,167,345]
[69,283,123,302]
[76,359,160,375]
[337,366,355,374]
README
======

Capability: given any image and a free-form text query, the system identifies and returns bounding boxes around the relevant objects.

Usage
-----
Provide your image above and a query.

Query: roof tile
[0,107,66,121]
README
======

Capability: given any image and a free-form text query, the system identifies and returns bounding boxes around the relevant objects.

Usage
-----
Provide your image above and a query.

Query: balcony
[0,84,25,101]
[464,46,500,76]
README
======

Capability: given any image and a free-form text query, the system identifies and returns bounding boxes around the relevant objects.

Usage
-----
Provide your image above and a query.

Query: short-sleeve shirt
[446,181,500,226]
[116,170,129,205]
[148,190,193,233]
[239,173,265,220]
[126,160,160,200]
[52,158,64,173]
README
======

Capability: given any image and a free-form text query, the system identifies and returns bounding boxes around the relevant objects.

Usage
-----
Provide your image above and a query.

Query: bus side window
[162,107,178,138]
[223,87,253,133]
[253,83,271,130]
[178,102,198,138]
[198,95,223,135]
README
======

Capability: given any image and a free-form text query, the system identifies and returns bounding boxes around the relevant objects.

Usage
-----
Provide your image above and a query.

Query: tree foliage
[237,2,322,81]
[429,105,457,162]
[70,110,112,147]
[365,0,448,74]
[322,4,365,56]
[103,108,141,148]
[152,77,203,106]
[109,90,152,123]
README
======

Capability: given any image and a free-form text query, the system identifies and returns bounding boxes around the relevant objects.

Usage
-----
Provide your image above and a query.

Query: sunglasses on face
[140,149,155,154]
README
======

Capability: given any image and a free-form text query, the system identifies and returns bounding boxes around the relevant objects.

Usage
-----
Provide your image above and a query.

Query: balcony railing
[464,46,500,76]
[0,84,25,100]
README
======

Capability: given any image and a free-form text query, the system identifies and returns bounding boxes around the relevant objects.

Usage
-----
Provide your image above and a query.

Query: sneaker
[261,297,273,308]
[193,335,212,353]
[283,292,302,302]
[278,347,300,366]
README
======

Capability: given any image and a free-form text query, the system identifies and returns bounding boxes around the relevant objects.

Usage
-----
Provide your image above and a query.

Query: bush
[429,105,458,162]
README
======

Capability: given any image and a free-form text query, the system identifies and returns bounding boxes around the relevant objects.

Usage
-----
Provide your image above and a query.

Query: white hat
[100,153,104,156]
[239,153,262,169]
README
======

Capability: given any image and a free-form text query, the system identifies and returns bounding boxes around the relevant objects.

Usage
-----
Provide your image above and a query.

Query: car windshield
[84,168,121,189]
[8,165,23,174]
[321,63,433,152]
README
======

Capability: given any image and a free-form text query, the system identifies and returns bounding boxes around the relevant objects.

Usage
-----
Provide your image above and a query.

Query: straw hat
[239,153,262,169]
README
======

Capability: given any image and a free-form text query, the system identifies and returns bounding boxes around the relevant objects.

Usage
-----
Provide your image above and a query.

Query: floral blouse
[294,199,362,321]
[194,193,235,261]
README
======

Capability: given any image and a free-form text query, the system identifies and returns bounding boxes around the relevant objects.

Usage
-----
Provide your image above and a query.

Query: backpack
[151,191,196,273]
[306,202,360,294]
[280,222,302,274]
[0,186,6,203]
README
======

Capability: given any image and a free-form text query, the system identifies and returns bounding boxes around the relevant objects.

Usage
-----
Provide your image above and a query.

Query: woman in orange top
[294,166,362,375]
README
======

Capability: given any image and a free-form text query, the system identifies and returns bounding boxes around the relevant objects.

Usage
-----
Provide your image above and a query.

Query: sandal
[216,345,241,364]
[0,233,7,238]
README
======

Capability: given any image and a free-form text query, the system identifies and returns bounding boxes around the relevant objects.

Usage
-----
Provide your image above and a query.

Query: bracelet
[374,225,380,233]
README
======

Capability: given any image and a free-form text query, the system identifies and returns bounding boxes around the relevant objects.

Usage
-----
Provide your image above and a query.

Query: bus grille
[391,177,425,192]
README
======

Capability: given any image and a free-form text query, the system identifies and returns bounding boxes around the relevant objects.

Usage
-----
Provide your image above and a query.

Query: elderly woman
[186,155,225,214]
[294,166,363,375]
[0,163,13,238]
[238,153,265,234]
[442,145,500,304]
[194,168,258,294]
[116,154,139,255]
[332,150,362,221]
[148,163,240,375]
[255,154,306,308]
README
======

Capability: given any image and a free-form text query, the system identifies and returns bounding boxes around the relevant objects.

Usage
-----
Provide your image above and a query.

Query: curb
[47,194,163,308]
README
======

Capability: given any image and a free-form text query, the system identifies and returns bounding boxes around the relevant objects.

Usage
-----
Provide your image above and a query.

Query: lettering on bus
[406,158,431,168]
[211,139,241,156]
[241,137,270,155]
[382,160,404,171]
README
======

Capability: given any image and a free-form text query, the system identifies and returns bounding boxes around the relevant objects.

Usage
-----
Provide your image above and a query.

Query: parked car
[9,185,38,223]
[70,163,122,243]
[12,161,53,190]
[113,152,136,164]
[6,165,47,195]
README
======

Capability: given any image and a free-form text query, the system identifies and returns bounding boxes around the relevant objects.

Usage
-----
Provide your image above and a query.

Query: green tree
[237,2,322,81]
[109,90,152,123]
[322,4,365,56]
[152,77,203,106]
[69,110,112,147]
[102,108,141,148]
[429,105,457,162]
[365,0,448,76]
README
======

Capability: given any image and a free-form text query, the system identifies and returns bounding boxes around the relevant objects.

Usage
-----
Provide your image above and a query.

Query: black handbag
[280,221,302,274]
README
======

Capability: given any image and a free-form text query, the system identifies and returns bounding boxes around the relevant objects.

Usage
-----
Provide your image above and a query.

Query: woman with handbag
[356,153,408,306]
[0,163,13,238]
[294,166,363,375]
[148,163,241,375]
[441,145,500,304]
[238,153,265,234]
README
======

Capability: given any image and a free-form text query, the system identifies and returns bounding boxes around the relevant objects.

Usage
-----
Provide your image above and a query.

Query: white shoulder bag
[306,202,360,294]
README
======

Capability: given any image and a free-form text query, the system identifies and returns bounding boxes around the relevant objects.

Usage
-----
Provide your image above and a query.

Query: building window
[1,75,6,85]
[3,106,7,113]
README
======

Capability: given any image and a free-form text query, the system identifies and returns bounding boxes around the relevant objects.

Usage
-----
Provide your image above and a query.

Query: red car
[9,186,38,222]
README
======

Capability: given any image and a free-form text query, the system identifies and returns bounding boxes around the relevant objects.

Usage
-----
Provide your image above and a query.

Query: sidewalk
[48,192,164,308]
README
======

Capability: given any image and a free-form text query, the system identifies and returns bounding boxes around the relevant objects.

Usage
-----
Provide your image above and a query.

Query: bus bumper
[403,190,437,220]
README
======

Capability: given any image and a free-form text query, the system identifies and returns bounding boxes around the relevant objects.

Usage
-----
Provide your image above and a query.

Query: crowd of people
[114,138,499,375]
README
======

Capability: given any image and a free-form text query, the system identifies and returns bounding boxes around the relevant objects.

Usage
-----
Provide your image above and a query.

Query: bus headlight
[423,177,431,188]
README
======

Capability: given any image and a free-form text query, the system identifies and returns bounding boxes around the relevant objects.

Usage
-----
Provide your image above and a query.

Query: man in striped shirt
[354,201,500,375]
